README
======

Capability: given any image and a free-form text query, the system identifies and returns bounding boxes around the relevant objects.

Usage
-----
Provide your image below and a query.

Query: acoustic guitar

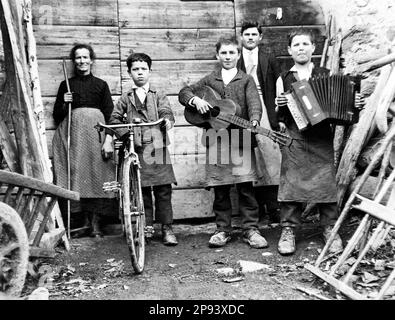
[184,85,292,147]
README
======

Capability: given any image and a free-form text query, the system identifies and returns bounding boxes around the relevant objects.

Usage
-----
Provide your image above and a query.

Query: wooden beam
[29,246,56,258]
[304,264,366,300]
[336,66,392,206]
[32,0,118,26]
[120,28,234,61]
[0,170,79,200]
[353,195,395,227]
[34,25,120,59]
[118,0,234,29]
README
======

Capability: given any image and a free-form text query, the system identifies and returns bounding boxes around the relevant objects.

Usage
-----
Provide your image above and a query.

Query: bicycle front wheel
[121,156,145,274]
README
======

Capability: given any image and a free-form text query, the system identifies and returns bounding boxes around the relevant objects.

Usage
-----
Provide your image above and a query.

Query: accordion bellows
[285,74,361,131]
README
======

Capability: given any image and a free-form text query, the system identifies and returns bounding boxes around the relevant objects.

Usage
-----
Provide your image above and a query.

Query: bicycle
[95,118,165,274]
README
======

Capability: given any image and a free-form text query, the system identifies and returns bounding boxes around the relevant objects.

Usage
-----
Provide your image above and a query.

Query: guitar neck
[217,113,272,138]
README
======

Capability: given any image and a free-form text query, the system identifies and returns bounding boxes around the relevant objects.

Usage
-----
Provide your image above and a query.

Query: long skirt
[52,108,116,214]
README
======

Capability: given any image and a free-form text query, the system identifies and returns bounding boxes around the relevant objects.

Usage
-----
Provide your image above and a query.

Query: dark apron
[278,69,337,202]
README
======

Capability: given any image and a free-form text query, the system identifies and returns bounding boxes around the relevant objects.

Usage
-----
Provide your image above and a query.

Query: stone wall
[318,0,395,95]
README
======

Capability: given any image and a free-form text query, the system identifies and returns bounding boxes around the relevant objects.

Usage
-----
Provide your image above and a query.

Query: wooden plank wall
[0,0,325,220]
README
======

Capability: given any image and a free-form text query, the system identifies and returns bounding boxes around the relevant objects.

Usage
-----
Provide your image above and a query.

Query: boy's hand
[192,96,212,114]
[64,92,73,103]
[161,118,174,131]
[101,135,114,160]
[251,120,259,128]
[275,94,288,109]
[278,121,287,133]
[355,93,365,111]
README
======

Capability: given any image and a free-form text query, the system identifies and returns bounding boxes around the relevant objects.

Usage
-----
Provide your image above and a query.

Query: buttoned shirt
[242,47,259,87]
[132,82,150,103]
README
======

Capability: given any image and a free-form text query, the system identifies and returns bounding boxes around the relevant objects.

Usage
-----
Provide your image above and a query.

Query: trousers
[280,201,338,228]
[142,184,173,226]
[214,182,259,233]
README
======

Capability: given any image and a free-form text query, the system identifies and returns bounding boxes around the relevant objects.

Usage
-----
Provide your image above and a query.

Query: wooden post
[0,0,70,250]
[336,65,392,206]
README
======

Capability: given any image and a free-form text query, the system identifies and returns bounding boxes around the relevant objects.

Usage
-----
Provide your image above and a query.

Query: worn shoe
[323,226,343,254]
[208,231,231,248]
[243,229,268,249]
[278,227,296,255]
[162,224,178,246]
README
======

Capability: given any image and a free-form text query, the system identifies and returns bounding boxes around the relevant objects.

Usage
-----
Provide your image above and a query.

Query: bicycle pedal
[103,181,121,193]
[144,226,155,239]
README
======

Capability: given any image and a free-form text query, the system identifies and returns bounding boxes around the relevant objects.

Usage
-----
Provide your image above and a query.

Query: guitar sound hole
[211,106,220,117]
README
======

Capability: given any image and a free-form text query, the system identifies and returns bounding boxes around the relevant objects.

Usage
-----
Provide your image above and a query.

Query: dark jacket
[237,49,281,130]
[109,86,175,147]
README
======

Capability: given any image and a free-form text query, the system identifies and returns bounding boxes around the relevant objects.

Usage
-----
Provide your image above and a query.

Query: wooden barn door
[0,0,326,220]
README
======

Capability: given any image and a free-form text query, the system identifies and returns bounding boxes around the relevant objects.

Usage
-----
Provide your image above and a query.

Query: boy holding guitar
[178,37,268,249]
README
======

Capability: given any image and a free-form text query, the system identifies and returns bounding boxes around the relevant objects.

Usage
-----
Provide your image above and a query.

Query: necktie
[246,51,256,75]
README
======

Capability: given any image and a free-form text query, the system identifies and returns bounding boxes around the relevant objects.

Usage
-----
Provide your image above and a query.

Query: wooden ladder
[305,124,395,300]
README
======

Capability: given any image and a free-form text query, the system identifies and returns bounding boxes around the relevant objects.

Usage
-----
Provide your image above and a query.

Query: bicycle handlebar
[94,118,166,143]
[96,118,165,131]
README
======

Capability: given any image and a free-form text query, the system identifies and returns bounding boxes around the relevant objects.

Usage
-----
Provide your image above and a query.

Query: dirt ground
[22,219,339,301]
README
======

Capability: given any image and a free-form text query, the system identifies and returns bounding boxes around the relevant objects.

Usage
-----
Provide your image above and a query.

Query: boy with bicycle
[102,53,178,246]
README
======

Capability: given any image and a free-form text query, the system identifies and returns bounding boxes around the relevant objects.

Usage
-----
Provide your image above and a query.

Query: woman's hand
[101,134,114,160]
[64,92,73,103]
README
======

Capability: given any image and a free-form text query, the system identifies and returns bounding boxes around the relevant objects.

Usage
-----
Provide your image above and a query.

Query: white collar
[132,82,150,92]
[289,62,314,73]
[221,67,238,85]
[222,67,238,74]
[243,46,258,56]
[290,62,315,79]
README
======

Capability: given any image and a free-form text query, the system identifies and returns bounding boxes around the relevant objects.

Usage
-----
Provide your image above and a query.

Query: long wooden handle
[62,59,72,239]
[62,59,71,93]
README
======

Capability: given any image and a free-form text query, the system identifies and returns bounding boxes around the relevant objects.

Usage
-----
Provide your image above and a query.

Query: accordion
[284,74,361,131]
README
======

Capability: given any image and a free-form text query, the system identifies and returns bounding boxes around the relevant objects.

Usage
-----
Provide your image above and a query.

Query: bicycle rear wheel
[121,156,145,274]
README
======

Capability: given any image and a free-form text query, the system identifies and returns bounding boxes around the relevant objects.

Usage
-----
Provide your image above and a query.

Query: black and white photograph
[0,0,395,308]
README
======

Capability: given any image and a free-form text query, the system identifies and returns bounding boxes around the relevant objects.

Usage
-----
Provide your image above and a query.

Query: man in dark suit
[237,21,282,223]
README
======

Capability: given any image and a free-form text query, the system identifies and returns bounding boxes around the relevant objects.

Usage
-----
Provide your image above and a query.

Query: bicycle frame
[95,118,164,273]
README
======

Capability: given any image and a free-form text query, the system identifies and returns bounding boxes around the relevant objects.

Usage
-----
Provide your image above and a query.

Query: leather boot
[162,224,178,246]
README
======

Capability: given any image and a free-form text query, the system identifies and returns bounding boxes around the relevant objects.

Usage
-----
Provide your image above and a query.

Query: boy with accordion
[275,28,364,256]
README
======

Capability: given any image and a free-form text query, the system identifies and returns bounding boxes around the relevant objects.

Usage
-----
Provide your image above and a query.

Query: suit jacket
[237,47,281,130]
